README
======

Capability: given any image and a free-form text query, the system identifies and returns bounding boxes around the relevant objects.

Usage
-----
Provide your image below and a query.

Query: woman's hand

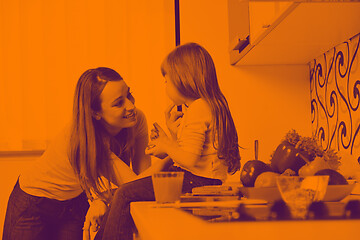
[165,104,183,139]
[145,122,173,159]
[83,199,108,240]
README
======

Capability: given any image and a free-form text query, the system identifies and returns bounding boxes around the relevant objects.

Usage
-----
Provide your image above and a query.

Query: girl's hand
[83,199,108,240]
[150,127,159,141]
[145,123,171,159]
[165,104,183,139]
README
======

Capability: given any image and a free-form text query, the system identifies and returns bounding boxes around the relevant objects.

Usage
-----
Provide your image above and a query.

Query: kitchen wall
[179,0,311,181]
[310,33,360,177]
[0,0,175,150]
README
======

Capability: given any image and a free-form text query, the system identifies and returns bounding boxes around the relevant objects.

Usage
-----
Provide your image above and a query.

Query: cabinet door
[249,1,293,45]
[228,0,249,51]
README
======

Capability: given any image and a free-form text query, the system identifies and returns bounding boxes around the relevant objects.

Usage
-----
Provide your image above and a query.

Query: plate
[181,194,239,202]
[191,185,239,196]
[152,199,268,208]
[239,186,282,203]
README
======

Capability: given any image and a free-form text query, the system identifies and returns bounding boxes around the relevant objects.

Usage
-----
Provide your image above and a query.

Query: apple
[240,160,272,187]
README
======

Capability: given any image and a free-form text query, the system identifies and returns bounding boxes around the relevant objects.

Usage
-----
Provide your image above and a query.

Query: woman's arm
[111,152,138,185]
[131,109,152,174]
[112,153,171,185]
[131,135,151,175]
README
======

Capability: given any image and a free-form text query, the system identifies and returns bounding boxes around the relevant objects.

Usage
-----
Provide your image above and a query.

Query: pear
[298,157,329,177]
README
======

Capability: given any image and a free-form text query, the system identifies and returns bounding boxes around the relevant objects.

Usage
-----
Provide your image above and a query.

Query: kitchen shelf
[229,0,360,65]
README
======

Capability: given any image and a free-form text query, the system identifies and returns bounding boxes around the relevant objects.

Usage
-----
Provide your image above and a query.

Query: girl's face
[164,74,185,105]
[97,80,137,136]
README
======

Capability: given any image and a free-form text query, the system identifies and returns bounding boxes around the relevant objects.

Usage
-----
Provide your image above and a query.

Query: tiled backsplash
[310,33,360,177]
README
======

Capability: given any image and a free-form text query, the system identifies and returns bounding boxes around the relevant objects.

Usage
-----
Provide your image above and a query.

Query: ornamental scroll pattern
[310,33,360,165]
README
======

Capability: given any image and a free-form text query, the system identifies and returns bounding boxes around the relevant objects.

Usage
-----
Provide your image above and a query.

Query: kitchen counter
[130,197,360,240]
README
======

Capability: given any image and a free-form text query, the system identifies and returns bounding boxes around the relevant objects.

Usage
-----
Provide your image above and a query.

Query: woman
[2,67,167,240]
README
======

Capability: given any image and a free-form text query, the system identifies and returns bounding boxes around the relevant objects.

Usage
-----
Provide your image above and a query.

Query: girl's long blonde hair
[69,67,134,201]
[161,43,241,174]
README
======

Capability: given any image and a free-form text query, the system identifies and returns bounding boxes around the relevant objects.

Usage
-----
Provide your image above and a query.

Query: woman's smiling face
[97,80,137,135]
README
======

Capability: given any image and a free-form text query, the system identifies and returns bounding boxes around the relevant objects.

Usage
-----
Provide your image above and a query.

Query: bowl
[239,186,282,203]
[323,181,356,202]
[240,180,356,203]
[276,175,329,219]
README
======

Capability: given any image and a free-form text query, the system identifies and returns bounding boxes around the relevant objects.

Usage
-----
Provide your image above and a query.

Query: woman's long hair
[69,67,134,201]
[161,43,241,174]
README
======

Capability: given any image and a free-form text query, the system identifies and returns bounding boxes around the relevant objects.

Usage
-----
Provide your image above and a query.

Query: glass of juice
[152,172,184,204]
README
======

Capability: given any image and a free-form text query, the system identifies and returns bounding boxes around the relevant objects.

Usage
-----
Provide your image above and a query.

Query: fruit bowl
[239,186,282,203]
[323,181,356,202]
[240,180,356,203]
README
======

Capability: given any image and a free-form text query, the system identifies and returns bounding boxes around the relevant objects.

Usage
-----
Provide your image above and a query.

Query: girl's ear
[92,111,101,120]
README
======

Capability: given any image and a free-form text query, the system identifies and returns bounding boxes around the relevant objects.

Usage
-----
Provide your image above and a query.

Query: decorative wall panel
[310,33,360,167]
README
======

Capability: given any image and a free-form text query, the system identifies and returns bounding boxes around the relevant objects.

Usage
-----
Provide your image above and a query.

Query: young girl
[2,67,167,240]
[97,43,241,240]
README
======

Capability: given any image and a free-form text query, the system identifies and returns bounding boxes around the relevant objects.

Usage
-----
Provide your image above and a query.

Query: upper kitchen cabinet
[228,0,360,65]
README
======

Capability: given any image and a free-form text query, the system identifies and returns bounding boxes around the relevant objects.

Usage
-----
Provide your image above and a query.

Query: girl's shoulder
[187,98,211,115]
[186,98,212,122]
[189,98,209,108]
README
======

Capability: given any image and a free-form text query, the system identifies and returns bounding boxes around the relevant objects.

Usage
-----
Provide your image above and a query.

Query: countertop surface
[131,195,360,240]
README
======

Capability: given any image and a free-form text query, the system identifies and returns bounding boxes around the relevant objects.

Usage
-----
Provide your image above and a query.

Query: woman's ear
[92,111,101,121]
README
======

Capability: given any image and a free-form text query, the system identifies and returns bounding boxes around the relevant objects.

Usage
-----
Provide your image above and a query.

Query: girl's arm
[165,103,183,140]
[146,100,211,173]
[162,140,200,170]
[146,123,201,172]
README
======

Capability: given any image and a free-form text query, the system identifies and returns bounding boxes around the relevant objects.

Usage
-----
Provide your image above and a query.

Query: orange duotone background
[0,0,336,239]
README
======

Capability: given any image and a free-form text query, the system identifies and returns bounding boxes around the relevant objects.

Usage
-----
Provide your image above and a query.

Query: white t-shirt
[19,109,148,201]
[176,98,228,182]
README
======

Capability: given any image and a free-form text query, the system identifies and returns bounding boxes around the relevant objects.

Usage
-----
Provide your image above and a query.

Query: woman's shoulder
[136,108,146,120]
[135,108,146,127]
[133,108,148,136]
